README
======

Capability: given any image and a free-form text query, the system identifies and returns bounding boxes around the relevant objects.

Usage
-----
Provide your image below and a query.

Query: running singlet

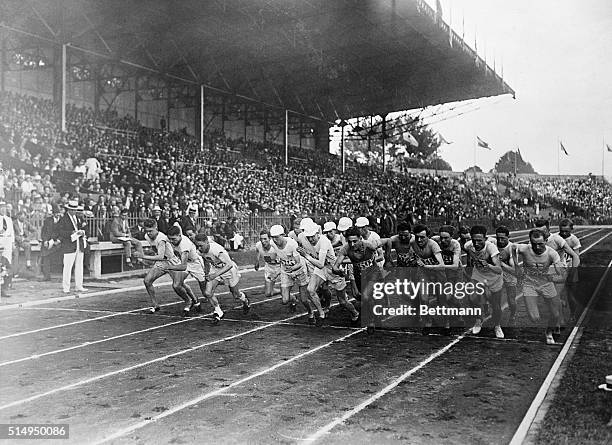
[200,241,231,269]
[516,244,562,287]
[173,236,201,265]
[545,233,568,260]
[408,238,442,266]
[145,232,176,262]
[390,235,413,266]
[463,240,501,284]
[255,241,279,265]
[555,233,580,266]
[431,235,461,266]
[297,231,318,257]
[272,238,304,273]
[311,235,337,272]
[488,238,516,285]
[339,241,381,288]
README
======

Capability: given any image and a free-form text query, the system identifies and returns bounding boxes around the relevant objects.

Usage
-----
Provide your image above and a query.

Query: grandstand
[1,1,611,445]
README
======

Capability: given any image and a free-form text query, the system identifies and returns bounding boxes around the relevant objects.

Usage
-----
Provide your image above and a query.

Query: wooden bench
[88,240,151,279]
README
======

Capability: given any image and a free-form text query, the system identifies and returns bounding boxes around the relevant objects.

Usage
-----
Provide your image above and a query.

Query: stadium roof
[2,0,514,122]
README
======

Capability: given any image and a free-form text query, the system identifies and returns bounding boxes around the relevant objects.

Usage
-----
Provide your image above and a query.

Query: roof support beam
[27,1,58,40]
[82,12,112,54]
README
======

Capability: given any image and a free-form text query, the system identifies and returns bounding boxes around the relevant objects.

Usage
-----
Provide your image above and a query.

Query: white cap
[299,217,314,230]
[337,217,353,232]
[355,217,370,228]
[323,222,336,232]
[270,224,285,237]
[303,224,320,237]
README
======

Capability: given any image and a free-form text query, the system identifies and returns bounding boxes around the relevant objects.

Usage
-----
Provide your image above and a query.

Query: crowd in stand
[1,90,612,253]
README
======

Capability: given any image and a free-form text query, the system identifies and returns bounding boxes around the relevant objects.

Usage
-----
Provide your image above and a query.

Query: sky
[336,0,612,176]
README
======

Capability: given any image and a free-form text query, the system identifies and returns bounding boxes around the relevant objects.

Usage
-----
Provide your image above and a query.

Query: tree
[494,150,536,174]
[343,114,452,170]
[464,166,483,174]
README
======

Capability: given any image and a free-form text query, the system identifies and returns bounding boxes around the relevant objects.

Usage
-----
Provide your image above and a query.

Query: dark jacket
[155,216,170,235]
[180,215,197,234]
[56,213,87,253]
[41,216,60,257]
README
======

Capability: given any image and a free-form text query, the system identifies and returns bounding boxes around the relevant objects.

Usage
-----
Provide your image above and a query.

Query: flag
[607,143,612,152]
[438,133,452,144]
[560,141,569,156]
[402,131,419,147]
[477,136,491,150]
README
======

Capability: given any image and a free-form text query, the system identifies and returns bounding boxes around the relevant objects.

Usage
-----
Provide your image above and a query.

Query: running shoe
[289,302,297,313]
[149,306,160,314]
[241,293,251,314]
[191,301,203,314]
[545,331,556,345]
[212,312,224,325]
[182,308,190,317]
[494,325,505,339]
[472,319,483,335]
[315,316,326,327]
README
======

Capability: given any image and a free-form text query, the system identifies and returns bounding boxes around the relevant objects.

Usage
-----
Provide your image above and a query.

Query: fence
[20,212,581,249]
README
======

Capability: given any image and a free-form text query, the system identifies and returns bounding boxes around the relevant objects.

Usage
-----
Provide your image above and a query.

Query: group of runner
[135,215,581,344]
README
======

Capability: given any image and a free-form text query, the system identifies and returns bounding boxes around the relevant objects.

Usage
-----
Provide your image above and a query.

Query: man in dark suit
[180,205,199,234]
[40,205,62,281]
[130,217,147,241]
[152,205,169,235]
[56,200,87,293]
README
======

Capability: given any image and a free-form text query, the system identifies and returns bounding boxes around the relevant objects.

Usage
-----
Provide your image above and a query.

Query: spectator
[109,207,142,268]
[12,210,36,271]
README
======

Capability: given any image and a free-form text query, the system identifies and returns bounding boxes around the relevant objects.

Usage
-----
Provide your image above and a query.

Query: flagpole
[602,136,605,178]
[557,138,560,177]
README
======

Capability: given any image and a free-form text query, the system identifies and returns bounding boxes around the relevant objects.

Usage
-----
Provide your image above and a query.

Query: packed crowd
[1,90,611,242]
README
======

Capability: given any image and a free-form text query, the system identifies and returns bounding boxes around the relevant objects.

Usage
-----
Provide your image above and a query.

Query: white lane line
[0,283,263,341]
[0,303,320,412]
[302,228,611,443]
[0,267,260,312]
[509,257,612,445]
[0,294,284,368]
[302,334,465,444]
[91,327,366,445]
[21,307,121,315]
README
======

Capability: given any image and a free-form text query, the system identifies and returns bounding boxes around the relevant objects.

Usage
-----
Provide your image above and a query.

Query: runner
[390,221,414,267]
[432,225,464,334]
[333,226,392,333]
[463,225,505,339]
[297,218,332,312]
[253,228,283,305]
[133,219,200,314]
[490,226,518,327]
[408,224,445,335]
[193,233,251,321]
[557,218,581,320]
[269,224,316,324]
[534,219,580,331]
[514,229,565,344]
[299,223,360,324]
[336,217,360,299]
[355,216,384,269]
[160,226,221,320]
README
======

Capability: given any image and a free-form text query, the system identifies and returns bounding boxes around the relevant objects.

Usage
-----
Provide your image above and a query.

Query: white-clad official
[57,200,88,293]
